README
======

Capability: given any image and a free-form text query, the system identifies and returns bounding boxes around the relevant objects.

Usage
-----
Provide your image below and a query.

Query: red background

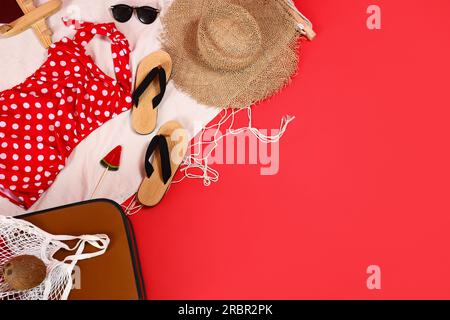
[129,0,450,299]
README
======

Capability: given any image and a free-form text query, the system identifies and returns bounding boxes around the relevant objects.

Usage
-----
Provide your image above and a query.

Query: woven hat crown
[197,1,263,72]
[162,0,301,108]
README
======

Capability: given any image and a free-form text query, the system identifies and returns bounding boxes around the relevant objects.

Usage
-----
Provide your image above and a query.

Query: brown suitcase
[18,199,145,300]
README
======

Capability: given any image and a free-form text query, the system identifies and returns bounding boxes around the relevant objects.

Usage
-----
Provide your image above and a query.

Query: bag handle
[50,234,110,300]
[49,234,110,268]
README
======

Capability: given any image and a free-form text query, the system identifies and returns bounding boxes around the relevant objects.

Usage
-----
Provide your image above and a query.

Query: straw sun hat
[162,0,302,108]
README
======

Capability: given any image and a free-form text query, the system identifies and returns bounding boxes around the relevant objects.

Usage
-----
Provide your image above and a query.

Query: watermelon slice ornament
[100,145,122,171]
[91,146,123,199]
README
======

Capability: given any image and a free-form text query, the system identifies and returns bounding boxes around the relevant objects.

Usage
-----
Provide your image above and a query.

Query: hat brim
[161,0,300,108]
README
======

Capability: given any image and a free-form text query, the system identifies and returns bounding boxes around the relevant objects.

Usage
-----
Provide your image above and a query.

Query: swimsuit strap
[72,21,132,92]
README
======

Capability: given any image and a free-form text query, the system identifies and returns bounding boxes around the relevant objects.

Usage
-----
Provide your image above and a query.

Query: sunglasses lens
[136,6,159,24]
[111,5,133,23]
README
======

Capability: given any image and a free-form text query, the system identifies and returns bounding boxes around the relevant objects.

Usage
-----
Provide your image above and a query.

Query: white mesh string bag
[0,215,110,300]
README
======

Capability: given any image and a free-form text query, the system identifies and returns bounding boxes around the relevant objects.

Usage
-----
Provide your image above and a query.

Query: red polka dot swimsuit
[0,22,132,209]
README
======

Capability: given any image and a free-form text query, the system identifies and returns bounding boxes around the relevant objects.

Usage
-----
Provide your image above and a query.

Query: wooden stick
[90,167,109,200]
[0,0,61,48]
[0,25,12,34]
[16,0,58,48]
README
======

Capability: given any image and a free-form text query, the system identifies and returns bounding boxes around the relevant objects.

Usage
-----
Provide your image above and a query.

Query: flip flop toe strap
[145,135,172,184]
[132,66,167,109]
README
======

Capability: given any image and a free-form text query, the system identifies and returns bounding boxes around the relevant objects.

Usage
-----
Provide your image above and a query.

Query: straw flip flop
[137,121,189,206]
[131,51,172,135]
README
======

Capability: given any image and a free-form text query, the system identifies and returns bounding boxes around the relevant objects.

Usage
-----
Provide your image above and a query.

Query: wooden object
[0,0,61,48]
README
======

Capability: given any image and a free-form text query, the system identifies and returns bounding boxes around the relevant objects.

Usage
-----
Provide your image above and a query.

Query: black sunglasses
[111,4,159,24]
